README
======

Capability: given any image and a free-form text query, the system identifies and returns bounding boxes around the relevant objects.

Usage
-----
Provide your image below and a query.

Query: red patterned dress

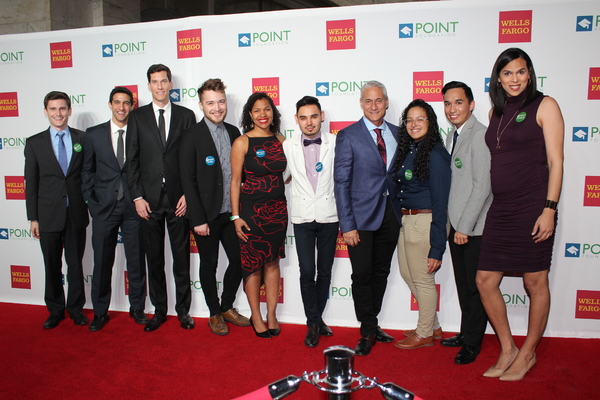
[239,135,288,277]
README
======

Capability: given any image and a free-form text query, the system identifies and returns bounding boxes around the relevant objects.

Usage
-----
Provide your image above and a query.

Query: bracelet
[544,200,558,210]
[230,215,240,221]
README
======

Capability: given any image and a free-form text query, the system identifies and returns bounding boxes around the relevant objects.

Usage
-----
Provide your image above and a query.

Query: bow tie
[303,138,322,146]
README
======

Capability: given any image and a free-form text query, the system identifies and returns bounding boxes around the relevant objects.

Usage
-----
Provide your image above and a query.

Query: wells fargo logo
[177,29,202,59]
[11,265,31,289]
[252,77,280,106]
[498,10,532,43]
[413,71,444,101]
[260,277,284,303]
[329,121,354,136]
[575,290,600,320]
[50,41,73,68]
[5,176,25,200]
[117,85,139,109]
[326,19,355,51]
[0,92,19,117]
[334,230,349,258]
[589,68,600,100]
[584,176,600,207]
[411,284,440,311]
[124,271,129,295]
[189,231,198,253]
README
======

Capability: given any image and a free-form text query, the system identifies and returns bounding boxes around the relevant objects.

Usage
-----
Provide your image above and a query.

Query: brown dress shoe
[208,314,229,335]
[395,333,435,349]
[222,308,250,326]
[403,327,443,340]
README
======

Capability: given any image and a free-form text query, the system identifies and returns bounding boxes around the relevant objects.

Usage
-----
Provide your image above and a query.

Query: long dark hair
[393,99,442,181]
[490,47,540,116]
[240,92,281,134]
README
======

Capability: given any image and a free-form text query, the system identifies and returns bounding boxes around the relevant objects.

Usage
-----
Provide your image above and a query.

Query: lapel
[359,119,387,172]
[165,103,179,151]
[140,104,164,151]
[67,127,83,176]
[101,122,122,170]
[200,119,221,170]
[42,129,65,175]
[318,132,331,164]
[454,115,476,156]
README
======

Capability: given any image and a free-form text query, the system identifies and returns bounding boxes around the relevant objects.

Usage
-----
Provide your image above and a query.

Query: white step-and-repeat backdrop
[1,0,599,338]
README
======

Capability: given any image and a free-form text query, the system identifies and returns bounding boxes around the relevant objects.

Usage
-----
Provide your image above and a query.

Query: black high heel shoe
[268,320,281,337]
[250,319,271,339]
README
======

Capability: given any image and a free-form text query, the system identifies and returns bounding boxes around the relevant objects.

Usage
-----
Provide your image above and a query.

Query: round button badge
[205,156,215,166]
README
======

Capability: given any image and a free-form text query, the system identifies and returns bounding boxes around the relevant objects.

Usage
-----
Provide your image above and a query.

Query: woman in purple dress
[231,92,287,339]
[476,48,564,381]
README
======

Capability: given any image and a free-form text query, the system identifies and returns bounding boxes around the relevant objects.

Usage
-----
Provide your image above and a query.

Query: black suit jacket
[25,127,89,232]
[180,119,241,227]
[81,121,137,220]
[126,103,196,210]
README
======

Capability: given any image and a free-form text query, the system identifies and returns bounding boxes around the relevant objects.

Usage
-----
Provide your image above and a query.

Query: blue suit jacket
[334,118,399,233]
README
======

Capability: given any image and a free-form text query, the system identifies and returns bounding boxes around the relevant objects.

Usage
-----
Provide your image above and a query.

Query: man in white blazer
[442,81,492,364]
[283,96,338,348]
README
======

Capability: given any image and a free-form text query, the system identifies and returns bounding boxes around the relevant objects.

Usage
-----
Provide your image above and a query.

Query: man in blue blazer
[82,87,147,331]
[334,81,400,355]
[25,91,89,329]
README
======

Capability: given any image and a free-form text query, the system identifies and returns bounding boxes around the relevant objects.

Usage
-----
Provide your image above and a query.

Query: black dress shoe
[454,344,481,365]
[250,319,271,339]
[305,326,320,348]
[144,313,167,332]
[355,335,376,355]
[89,315,110,332]
[69,311,89,326]
[375,327,394,343]
[319,320,333,337]
[129,309,148,325]
[43,314,64,329]
[441,333,464,347]
[178,313,195,330]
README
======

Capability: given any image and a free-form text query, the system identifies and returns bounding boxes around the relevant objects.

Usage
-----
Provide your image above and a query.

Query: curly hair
[240,92,281,134]
[393,99,443,181]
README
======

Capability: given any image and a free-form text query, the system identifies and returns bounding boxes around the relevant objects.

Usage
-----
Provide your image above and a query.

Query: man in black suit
[127,64,196,332]
[180,79,249,335]
[82,87,147,331]
[25,91,89,329]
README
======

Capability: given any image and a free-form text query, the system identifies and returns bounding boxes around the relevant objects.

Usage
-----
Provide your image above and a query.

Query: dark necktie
[116,129,124,200]
[158,109,166,146]
[451,130,459,154]
[303,137,322,146]
[374,128,386,166]
[57,132,68,176]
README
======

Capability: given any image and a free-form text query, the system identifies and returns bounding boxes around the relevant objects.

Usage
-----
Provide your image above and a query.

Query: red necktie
[374,128,386,165]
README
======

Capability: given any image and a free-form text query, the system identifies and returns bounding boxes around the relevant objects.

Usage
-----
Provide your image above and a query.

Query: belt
[401,209,432,215]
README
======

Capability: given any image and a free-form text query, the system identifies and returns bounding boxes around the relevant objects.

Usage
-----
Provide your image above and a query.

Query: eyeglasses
[403,117,428,125]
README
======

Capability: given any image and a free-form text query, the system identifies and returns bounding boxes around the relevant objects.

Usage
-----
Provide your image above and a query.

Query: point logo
[589,68,600,100]
[331,286,353,300]
[326,20,355,51]
[584,176,600,207]
[399,21,458,39]
[177,29,202,59]
[11,265,31,289]
[576,15,600,32]
[565,243,581,258]
[413,71,444,101]
[101,41,146,58]
[5,176,25,200]
[252,77,280,106]
[315,80,367,97]
[238,31,290,47]
[0,228,8,240]
[0,51,24,65]
[0,92,19,117]
[566,242,600,259]
[503,292,529,309]
[1,137,26,150]
[572,126,600,142]
[484,78,491,93]
[0,227,34,241]
[170,87,199,103]
[575,290,600,319]
[260,277,284,304]
[498,10,532,43]
[50,41,72,68]
[117,231,123,244]
[69,94,86,108]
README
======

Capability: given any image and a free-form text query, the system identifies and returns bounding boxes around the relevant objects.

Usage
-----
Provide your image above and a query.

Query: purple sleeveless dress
[479,90,556,272]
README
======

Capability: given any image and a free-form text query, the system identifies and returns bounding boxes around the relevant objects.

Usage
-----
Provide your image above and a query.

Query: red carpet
[1,302,598,400]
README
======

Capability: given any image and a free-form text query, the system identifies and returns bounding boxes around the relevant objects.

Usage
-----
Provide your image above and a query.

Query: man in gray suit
[441,81,492,364]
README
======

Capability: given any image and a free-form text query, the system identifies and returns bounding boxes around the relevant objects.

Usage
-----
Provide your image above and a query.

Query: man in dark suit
[442,81,491,364]
[334,81,400,355]
[25,91,89,329]
[126,64,196,332]
[82,87,147,331]
[180,78,249,335]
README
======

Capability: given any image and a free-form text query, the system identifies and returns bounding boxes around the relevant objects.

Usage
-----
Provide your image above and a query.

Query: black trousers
[141,190,191,316]
[193,212,243,316]
[347,199,400,337]
[39,211,86,316]
[448,226,488,347]
[91,199,146,316]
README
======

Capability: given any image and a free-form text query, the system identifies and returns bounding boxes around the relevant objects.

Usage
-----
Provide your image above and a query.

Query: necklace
[495,101,524,149]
